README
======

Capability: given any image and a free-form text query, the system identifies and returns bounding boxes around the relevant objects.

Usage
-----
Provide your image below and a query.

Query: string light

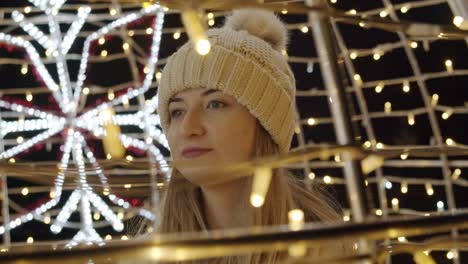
[441,109,453,120]
[109,7,117,16]
[353,74,362,85]
[425,183,434,196]
[8,158,15,163]
[122,42,130,51]
[400,5,410,13]
[307,118,316,126]
[21,63,28,75]
[173,31,181,39]
[400,152,409,160]
[445,138,454,146]
[431,94,439,106]
[375,209,383,216]
[401,181,408,193]
[208,19,215,27]
[306,62,314,73]
[98,37,105,45]
[128,30,134,37]
[181,9,211,55]
[376,142,384,149]
[27,236,34,244]
[107,89,115,100]
[100,49,108,57]
[402,80,410,93]
[342,210,350,222]
[410,41,418,48]
[385,180,393,190]
[330,0,337,3]
[281,8,288,15]
[24,6,32,14]
[444,59,453,72]
[453,16,467,29]
[26,91,33,102]
[451,168,461,180]
[82,87,90,95]
[21,187,29,196]
[379,10,388,18]
[105,235,112,241]
[250,166,272,207]
[384,102,392,113]
[349,51,358,60]
[300,25,309,33]
[408,113,415,125]
[347,9,357,15]
[436,201,444,211]
[363,141,372,148]
[397,236,407,242]
[288,209,304,230]
[391,198,399,210]
[125,155,133,161]
[323,175,332,184]
[308,172,316,180]
[17,136,24,143]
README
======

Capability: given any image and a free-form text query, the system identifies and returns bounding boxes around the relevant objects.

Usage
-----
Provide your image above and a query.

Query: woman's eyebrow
[201,89,219,96]
[169,89,220,104]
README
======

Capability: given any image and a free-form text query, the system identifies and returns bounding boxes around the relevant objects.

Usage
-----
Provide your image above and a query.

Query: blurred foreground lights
[445,59,453,72]
[379,10,388,17]
[8,158,15,163]
[397,236,407,242]
[385,181,392,190]
[307,118,316,126]
[173,31,181,39]
[453,16,468,29]
[349,51,358,60]
[400,153,409,160]
[288,209,304,230]
[250,194,264,208]
[410,41,418,49]
[308,172,316,180]
[447,250,457,260]
[375,82,384,93]
[400,5,410,13]
[441,110,453,120]
[27,237,34,244]
[391,198,399,210]
[105,235,112,241]
[431,94,439,106]
[375,209,383,216]
[401,182,408,193]
[425,183,434,196]
[445,138,454,146]
[126,155,133,161]
[300,25,309,33]
[21,187,29,196]
[437,201,444,211]
[196,39,211,55]
[452,168,461,180]
[121,235,128,241]
[82,87,90,95]
[323,175,332,184]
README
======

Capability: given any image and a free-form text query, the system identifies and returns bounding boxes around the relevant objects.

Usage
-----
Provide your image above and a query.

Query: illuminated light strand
[73,4,163,103]
[61,6,91,54]
[11,11,52,49]
[0,34,63,109]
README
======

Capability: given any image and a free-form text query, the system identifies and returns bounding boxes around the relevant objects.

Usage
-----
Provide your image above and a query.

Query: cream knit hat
[158,8,296,153]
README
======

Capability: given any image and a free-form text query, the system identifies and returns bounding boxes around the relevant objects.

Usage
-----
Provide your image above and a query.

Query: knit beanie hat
[158,8,296,153]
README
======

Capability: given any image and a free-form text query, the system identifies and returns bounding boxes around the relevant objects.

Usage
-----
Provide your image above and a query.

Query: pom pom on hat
[223,8,288,52]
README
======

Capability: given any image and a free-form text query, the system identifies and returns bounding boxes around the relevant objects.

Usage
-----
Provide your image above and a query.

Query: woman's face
[166,88,257,185]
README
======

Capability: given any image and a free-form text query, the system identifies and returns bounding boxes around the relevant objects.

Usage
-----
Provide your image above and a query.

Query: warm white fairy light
[400,5,410,13]
[391,198,399,210]
[98,37,105,45]
[323,175,332,184]
[453,16,466,29]
[445,138,454,146]
[425,183,434,196]
[376,142,384,149]
[385,180,393,190]
[288,209,304,230]
[444,59,453,72]
[408,113,415,125]
[375,209,383,216]
[26,91,33,102]
[349,51,358,60]
[308,172,316,180]
[436,200,444,211]
[431,94,439,106]
[410,41,418,49]
[300,25,309,33]
[379,10,388,18]
[0,2,165,245]
[384,102,392,113]
[347,9,357,15]
[402,80,410,93]
[307,118,316,126]
[400,152,409,160]
[27,236,34,244]
[451,168,461,180]
[100,49,108,57]
[401,181,408,193]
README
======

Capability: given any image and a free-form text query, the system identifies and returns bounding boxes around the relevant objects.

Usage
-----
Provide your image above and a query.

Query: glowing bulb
[397,237,407,243]
[208,19,215,27]
[26,91,33,102]
[373,53,381,60]
[196,39,211,55]
[21,187,29,196]
[281,9,288,15]
[98,37,105,45]
[403,80,410,93]
[17,136,24,143]
[173,31,181,40]
[442,109,453,120]
[408,113,415,125]
[385,181,392,189]
[107,89,115,100]
[363,141,371,148]
[250,194,264,208]
[391,198,399,210]
[425,183,434,196]
[300,26,309,33]
[121,235,128,240]
[27,237,34,244]
[400,153,409,160]
[100,50,108,57]
[348,9,357,15]
[125,155,133,161]
[323,175,332,184]
[437,200,444,210]
[103,188,110,196]
[401,182,408,193]
[122,42,130,51]
[308,172,316,180]
[379,10,388,17]
[307,118,316,126]
[431,94,439,106]
[24,6,31,14]
[155,71,162,80]
[376,142,384,149]
[447,250,456,260]
[128,30,134,37]
[21,64,28,75]
[8,158,15,163]
[109,7,117,16]
[82,87,90,95]
[49,190,55,199]
[106,154,112,160]
[445,138,454,145]
[250,166,272,207]
[452,168,461,180]
[288,209,304,230]
[445,59,453,72]
[353,74,361,81]
[410,41,418,48]
[143,66,150,74]
[330,0,337,3]
[93,211,100,220]
[384,102,391,113]
[43,214,51,224]
[349,51,358,60]
[146,27,153,35]
[105,235,112,241]
[400,5,410,13]
[375,209,383,216]
[453,16,464,28]
[207,12,214,19]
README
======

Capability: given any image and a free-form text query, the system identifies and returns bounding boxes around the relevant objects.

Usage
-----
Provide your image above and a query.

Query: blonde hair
[154,122,345,263]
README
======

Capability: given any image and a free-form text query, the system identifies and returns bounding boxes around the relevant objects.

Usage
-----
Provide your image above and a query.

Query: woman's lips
[181,148,213,158]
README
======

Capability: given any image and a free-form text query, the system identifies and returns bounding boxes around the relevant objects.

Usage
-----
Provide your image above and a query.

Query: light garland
[0,1,167,247]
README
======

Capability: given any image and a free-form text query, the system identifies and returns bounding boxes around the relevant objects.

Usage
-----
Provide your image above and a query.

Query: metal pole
[305,0,370,223]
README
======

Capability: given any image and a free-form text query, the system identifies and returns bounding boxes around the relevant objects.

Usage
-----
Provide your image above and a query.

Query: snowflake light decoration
[0,0,168,247]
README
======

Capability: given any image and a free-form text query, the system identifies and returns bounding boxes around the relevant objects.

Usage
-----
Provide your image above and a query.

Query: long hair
[154,122,346,263]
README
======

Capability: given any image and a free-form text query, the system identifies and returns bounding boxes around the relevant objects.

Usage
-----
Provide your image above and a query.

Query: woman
[154,8,346,263]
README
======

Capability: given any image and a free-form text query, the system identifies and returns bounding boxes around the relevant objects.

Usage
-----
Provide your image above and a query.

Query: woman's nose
[180,108,206,138]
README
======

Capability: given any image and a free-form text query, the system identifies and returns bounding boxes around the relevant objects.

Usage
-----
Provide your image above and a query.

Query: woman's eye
[207,100,226,109]
[170,109,183,118]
